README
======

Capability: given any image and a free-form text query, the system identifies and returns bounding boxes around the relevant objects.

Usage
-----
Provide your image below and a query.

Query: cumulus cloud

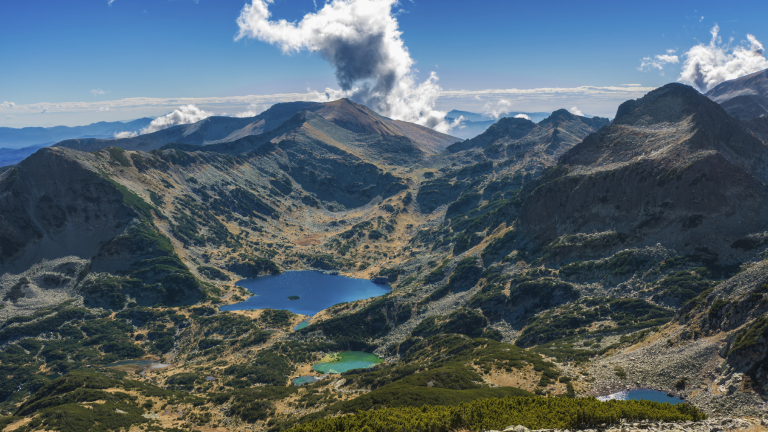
[678,25,768,92]
[514,113,530,120]
[483,99,513,119]
[140,104,213,134]
[638,53,679,73]
[1,101,15,109]
[234,103,267,118]
[114,131,138,139]
[99,106,110,112]
[568,106,584,116]
[235,0,452,132]
[91,88,106,95]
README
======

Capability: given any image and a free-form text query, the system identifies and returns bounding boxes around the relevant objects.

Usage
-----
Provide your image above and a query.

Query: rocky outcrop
[519,83,768,263]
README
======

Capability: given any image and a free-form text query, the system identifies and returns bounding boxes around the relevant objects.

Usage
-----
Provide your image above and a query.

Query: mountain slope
[56,99,460,154]
[519,83,768,262]
[706,68,768,120]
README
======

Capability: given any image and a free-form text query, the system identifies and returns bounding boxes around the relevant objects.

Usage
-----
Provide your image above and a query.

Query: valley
[2,72,768,432]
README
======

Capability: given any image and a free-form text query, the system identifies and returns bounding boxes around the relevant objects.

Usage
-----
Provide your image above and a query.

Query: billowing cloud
[114,131,138,139]
[513,113,530,120]
[1,101,15,109]
[91,88,106,95]
[483,99,513,119]
[678,25,768,92]
[140,105,213,134]
[235,0,451,132]
[568,106,584,116]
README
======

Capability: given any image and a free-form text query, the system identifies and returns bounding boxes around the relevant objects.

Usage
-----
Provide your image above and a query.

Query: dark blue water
[597,389,684,404]
[220,271,390,316]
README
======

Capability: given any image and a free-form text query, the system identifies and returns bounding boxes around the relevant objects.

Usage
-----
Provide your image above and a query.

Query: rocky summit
[2,78,768,432]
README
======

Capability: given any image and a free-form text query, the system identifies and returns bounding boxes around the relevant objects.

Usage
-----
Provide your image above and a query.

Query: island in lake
[287,295,300,300]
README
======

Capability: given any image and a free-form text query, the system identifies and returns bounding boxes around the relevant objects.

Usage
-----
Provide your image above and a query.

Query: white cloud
[6,115,14,119]
[140,104,213,134]
[235,0,452,132]
[0,84,656,127]
[568,106,584,116]
[108,0,115,5]
[234,103,267,118]
[678,24,768,92]
[1,101,15,109]
[91,88,106,95]
[638,53,679,73]
[513,113,530,120]
[483,98,512,119]
[114,131,138,139]
[99,106,110,112]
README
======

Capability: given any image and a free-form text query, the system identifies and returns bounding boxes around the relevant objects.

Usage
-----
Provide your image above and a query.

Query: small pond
[220,271,390,316]
[597,389,684,404]
[106,360,169,371]
[312,351,383,374]
[292,375,325,386]
[293,319,311,331]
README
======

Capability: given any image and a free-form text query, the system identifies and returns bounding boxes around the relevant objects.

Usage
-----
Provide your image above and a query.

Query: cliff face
[519,83,768,262]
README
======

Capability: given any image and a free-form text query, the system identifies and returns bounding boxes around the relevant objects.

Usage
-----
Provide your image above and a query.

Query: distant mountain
[446,109,609,179]
[56,99,459,154]
[0,144,46,168]
[521,83,768,262]
[0,118,153,149]
[706,68,768,120]
[444,110,551,139]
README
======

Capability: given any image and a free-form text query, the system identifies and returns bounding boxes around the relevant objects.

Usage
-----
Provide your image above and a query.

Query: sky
[1,0,767,129]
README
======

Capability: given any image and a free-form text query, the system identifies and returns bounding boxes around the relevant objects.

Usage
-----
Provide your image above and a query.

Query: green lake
[312,351,383,374]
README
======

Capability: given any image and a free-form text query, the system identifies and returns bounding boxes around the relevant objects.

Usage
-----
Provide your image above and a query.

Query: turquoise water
[597,389,684,404]
[220,271,390,316]
[292,376,323,386]
[312,351,383,374]
[293,319,311,331]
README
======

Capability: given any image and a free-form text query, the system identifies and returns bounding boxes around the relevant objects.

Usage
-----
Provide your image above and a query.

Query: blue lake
[597,389,684,404]
[220,271,390,316]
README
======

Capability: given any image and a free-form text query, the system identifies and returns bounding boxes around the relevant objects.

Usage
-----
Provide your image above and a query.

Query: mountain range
[445,109,551,139]
[2,70,768,431]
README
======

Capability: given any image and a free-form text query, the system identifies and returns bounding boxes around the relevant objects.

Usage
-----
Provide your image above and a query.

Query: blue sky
[2,0,767,127]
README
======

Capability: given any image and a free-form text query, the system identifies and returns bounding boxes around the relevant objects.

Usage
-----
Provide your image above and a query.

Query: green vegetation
[728,315,768,357]
[288,295,300,300]
[106,147,132,168]
[228,255,281,277]
[11,370,203,432]
[517,297,673,347]
[559,251,653,280]
[288,396,705,432]
[412,308,488,339]
[198,265,230,281]
[305,297,411,347]
[652,270,712,305]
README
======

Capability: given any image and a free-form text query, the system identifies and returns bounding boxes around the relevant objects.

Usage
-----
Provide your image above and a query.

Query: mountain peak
[613,82,727,125]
